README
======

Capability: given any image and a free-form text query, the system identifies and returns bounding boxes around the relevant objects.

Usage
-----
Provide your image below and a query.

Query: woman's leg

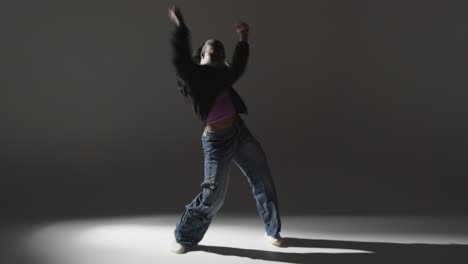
[233,124,282,237]
[174,129,235,246]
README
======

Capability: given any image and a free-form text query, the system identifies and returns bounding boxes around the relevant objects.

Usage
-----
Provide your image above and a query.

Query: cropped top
[205,88,237,125]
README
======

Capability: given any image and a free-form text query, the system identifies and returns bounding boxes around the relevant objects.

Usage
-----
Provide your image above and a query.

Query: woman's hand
[236,21,249,42]
[168,5,184,27]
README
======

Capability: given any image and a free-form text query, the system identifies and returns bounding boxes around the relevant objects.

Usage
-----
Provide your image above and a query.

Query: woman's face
[200,45,225,66]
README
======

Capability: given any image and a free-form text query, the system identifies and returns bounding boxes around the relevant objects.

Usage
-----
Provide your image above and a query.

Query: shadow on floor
[193,237,468,264]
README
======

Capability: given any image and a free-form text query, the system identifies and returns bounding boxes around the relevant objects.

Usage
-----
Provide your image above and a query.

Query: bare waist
[203,114,239,135]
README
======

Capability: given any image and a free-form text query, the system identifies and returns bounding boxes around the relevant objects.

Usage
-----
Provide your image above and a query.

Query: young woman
[168,6,282,253]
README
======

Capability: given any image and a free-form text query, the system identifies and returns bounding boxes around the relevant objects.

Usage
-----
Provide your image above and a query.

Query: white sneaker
[264,232,283,247]
[169,237,192,254]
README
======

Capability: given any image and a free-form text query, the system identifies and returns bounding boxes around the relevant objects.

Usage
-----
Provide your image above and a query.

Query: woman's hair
[193,39,227,65]
[202,39,225,60]
[192,39,226,64]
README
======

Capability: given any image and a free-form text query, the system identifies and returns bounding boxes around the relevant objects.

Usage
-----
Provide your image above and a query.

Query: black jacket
[170,23,249,125]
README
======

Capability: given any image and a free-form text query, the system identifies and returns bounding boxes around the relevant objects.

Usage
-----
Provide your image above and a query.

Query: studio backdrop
[2,0,467,222]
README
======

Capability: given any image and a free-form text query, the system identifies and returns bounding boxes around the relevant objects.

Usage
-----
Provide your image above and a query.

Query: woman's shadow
[192,236,468,264]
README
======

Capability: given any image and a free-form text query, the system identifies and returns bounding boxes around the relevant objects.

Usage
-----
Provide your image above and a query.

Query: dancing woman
[168,6,282,254]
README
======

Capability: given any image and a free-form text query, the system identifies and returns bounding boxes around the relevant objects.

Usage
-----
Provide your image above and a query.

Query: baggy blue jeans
[174,115,282,246]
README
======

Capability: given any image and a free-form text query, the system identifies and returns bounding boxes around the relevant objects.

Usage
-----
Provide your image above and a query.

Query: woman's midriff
[203,114,238,136]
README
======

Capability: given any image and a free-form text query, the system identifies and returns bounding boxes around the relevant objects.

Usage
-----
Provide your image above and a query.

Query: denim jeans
[174,115,282,246]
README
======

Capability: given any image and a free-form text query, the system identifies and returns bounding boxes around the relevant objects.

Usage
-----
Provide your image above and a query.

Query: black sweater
[169,23,249,125]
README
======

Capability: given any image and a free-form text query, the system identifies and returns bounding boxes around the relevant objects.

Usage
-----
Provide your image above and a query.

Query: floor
[2,214,468,264]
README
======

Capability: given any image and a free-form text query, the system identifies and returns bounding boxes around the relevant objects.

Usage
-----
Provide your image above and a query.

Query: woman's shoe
[169,237,193,254]
[264,232,283,247]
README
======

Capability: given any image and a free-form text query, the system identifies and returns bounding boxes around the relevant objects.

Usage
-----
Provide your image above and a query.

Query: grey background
[2,0,467,223]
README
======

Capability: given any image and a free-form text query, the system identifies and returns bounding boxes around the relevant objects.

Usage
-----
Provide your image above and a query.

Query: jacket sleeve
[192,43,204,65]
[176,72,189,97]
[170,23,201,86]
[229,41,249,83]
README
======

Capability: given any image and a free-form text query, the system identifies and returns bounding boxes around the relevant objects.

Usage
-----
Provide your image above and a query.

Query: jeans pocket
[176,208,207,245]
[179,207,206,230]
[200,179,218,206]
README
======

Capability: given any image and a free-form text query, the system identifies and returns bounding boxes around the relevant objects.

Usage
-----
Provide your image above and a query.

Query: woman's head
[199,39,226,66]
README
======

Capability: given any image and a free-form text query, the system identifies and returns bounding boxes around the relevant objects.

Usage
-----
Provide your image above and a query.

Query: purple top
[205,88,237,125]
